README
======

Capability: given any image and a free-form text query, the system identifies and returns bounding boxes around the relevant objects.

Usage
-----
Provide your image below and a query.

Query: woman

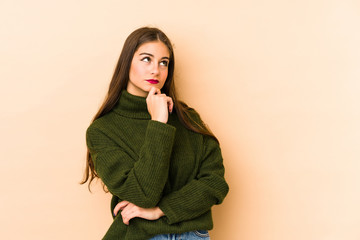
[81,27,229,240]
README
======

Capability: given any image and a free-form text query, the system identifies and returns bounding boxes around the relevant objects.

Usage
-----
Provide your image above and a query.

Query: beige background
[1,0,359,239]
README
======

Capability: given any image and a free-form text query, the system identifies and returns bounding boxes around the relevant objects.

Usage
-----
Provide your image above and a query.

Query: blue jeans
[148,230,210,240]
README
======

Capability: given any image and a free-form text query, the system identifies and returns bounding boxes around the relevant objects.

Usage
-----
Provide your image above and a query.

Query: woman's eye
[141,57,151,62]
[160,61,169,67]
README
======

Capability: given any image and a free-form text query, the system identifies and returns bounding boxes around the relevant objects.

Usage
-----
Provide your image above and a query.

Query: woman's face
[127,41,170,97]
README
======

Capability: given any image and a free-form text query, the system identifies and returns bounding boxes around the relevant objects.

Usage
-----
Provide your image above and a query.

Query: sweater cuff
[158,199,178,225]
[146,120,176,142]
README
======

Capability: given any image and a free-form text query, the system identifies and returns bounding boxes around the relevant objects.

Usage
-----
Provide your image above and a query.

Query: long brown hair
[81,27,218,190]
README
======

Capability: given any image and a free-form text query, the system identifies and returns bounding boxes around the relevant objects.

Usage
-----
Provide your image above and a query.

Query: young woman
[82,27,229,240]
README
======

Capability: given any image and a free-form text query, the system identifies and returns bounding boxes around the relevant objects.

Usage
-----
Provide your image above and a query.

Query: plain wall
[1,0,359,239]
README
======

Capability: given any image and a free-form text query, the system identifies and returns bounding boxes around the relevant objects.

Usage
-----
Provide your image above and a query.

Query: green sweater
[86,90,229,240]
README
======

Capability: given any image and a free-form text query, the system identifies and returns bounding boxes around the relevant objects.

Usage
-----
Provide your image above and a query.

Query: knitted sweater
[86,90,229,240]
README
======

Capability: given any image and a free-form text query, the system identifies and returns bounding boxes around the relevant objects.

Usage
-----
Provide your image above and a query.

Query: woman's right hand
[146,87,173,123]
[113,200,165,225]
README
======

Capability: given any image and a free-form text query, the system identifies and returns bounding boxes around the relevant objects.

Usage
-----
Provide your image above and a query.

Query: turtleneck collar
[112,90,151,119]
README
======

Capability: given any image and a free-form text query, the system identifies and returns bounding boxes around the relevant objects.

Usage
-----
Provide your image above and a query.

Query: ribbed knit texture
[86,90,229,240]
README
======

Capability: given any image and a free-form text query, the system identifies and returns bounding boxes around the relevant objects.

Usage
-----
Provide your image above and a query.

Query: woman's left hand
[113,200,165,225]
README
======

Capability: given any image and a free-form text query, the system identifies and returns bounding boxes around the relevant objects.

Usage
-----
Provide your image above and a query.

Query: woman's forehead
[135,41,170,58]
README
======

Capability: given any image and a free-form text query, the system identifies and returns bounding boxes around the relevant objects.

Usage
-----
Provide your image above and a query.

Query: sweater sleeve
[157,136,229,224]
[86,120,176,208]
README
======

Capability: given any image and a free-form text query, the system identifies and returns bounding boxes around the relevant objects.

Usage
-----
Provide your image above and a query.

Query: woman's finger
[128,211,141,225]
[122,210,136,225]
[113,200,129,217]
[148,87,157,96]
[121,204,139,225]
[120,203,133,216]
[148,87,161,97]
[167,97,174,113]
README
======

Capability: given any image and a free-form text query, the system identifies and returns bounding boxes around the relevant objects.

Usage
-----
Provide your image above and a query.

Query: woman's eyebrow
[139,52,169,60]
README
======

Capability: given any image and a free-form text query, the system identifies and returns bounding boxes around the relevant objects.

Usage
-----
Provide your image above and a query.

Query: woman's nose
[151,63,159,75]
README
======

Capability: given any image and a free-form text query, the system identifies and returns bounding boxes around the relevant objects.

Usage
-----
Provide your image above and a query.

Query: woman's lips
[146,79,159,84]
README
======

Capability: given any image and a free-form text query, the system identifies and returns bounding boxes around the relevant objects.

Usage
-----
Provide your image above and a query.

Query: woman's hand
[113,200,165,225]
[146,87,173,123]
